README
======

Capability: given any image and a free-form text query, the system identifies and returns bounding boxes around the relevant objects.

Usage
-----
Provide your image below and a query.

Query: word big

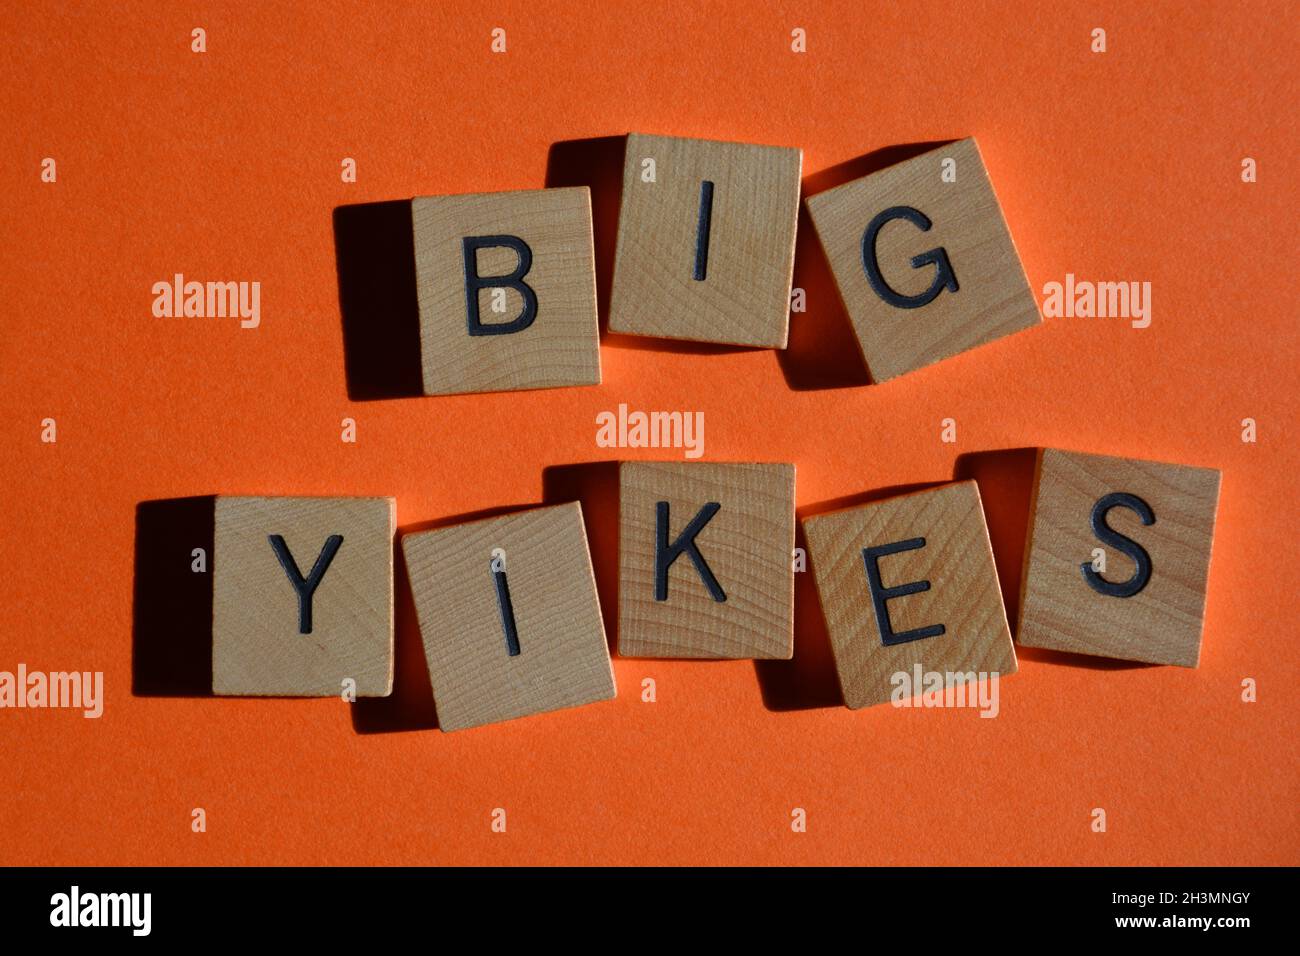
[405,134,1040,395]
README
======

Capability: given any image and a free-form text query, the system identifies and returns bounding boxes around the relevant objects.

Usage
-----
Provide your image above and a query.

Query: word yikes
[151,273,261,328]
[595,403,705,459]
[50,886,151,937]
[0,664,103,718]
[1041,273,1152,328]
[890,665,1001,718]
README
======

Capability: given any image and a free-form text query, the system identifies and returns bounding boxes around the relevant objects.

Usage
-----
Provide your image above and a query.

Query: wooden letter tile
[618,462,795,658]
[609,133,802,347]
[1018,449,1221,666]
[213,496,395,697]
[401,502,615,732]
[805,138,1039,382]
[803,481,1016,709]
[412,187,600,395]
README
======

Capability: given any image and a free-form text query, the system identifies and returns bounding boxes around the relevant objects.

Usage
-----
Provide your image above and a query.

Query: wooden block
[609,133,802,348]
[803,481,1016,709]
[213,496,395,697]
[412,187,600,395]
[401,502,615,732]
[805,138,1039,382]
[1018,449,1221,666]
[618,461,795,659]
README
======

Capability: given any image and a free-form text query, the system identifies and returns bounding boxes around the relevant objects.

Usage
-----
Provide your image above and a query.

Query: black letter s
[1081,492,1154,598]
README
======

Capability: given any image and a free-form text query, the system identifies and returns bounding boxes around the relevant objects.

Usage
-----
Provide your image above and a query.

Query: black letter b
[463,235,538,336]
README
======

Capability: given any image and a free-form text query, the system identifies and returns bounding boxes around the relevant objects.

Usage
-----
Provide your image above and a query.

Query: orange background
[2,1,1296,866]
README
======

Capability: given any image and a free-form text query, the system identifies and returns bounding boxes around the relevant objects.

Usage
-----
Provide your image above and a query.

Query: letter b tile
[213,496,395,697]
[803,481,1016,709]
[806,138,1039,382]
[412,187,601,396]
[1018,449,1221,666]
[402,503,615,732]
[618,462,795,659]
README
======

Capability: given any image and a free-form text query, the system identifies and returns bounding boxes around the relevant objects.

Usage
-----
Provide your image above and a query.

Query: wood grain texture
[212,496,395,697]
[804,481,1016,709]
[618,461,795,659]
[1017,448,1221,667]
[805,137,1039,382]
[608,133,802,347]
[401,502,615,732]
[412,187,600,395]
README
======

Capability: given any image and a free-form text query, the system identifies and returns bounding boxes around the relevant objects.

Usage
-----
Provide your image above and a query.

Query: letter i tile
[401,502,615,732]
[609,134,802,347]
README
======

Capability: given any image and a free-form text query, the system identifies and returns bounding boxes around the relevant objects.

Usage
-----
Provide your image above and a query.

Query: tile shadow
[953,448,1155,671]
[351,503,536,735]
[131,496,215,697]
[756,480,948,711]
[778,140,955,391]
[349,540,438,734]
[1015,645,1159,671]
[333,199,424,401]
[753,522,842,711]
[545,136,624,338]
[952,447,1038,635]
[542,461,620,654]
